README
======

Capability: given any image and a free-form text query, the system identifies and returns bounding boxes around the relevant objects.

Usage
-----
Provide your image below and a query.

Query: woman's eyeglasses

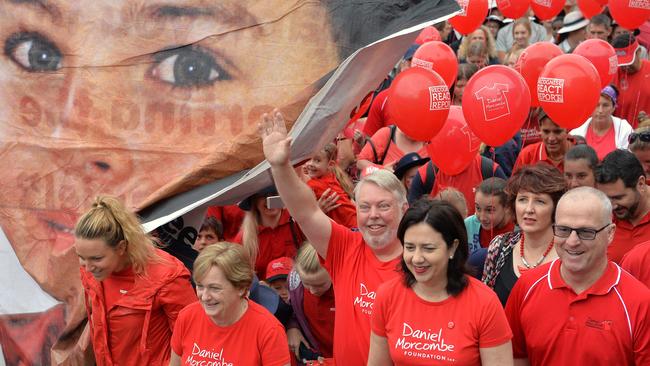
[628,132,650,144]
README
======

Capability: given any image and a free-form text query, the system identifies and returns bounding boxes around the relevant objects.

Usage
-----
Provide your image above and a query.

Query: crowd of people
[71,3,650,366]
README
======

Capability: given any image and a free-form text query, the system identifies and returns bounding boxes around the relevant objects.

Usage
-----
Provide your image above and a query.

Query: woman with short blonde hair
[171,242,290,366]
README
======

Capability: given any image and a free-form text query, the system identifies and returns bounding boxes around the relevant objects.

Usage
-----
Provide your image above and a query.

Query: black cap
[238,185,278,211]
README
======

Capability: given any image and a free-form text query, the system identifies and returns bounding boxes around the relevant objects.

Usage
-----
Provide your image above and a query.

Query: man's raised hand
[259,109,292,166]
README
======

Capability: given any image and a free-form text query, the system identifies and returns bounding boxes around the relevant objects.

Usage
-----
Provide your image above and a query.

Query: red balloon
[578,0,605,18]
[531,0,564,20]
[573,39,617,88]
[537,54,601,129]
[428,106,482,175]
[594,0,607,4]
[515,42,563,106]
[497,0,531,19]
[412,41,459,88]
[462,65,531,146]
[449,0,489,35]
[388,67,451,141]
[415,26,441,44]
[609,0,650,30]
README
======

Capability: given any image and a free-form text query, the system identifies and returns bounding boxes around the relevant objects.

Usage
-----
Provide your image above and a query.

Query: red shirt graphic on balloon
[474,83,511,121]
[537,77,565,104]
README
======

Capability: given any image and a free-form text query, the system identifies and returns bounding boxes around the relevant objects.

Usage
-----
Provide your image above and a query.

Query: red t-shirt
[321,221,402,366]
[585,125,616,161]
[512,141,569,173]
[431,155,484,216]
[372,276,512,365]
[303,287,336,358]
[363,89,391,137]
[357,126,428,168]
[171,300,290,366]
[206,205,245,242]
[307,173,357,228]
[621,240,650,288]
[609,210,650,264]
[505,260,650,365]
[615,60,650,129]
[479,221,515,248]
[234,210,302,278]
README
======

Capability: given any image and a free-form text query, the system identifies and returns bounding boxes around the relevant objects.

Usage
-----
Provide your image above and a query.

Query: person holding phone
[235,186,305,279]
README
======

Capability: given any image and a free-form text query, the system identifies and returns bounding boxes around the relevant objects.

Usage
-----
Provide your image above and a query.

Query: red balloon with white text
[537,54,601,129]
[573,39,617,88]
[412,41,459,88]
[462,65,531,146]
[531,0,564,20]
[388,67,451,142]
[497,0,530,19]
[449,0,489,35]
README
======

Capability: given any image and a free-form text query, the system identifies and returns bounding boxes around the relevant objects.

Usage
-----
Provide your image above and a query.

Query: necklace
[519,233,555,269]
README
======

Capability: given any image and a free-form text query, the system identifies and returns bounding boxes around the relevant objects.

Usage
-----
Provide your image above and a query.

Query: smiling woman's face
[0,0,339,300]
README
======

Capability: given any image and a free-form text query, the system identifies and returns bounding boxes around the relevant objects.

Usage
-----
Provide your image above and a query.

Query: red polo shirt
[505,260,650,366]
[621,240,650,288]
[512,141,572,173]
[609,210,650,264]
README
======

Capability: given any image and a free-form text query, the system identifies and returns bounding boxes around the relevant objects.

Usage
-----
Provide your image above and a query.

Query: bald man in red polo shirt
[506,187,650,365]
[596,149,650,263]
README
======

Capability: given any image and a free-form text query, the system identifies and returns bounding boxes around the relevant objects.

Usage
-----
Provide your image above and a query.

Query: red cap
[615,40,640,67]
[265,257,293,282]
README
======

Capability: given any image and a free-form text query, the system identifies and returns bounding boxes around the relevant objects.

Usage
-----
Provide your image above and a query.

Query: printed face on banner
[0,1,339,302]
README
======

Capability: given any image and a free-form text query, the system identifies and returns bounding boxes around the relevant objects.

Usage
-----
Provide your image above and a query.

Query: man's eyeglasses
[628,132,650,144]
[552,224,611,240]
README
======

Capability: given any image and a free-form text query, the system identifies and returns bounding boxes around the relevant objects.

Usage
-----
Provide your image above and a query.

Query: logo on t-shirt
[537,77,564,103]
[474,83,511,121]
[395,322,456,362]
[428,86,451,111]
[585,317,613,331]
[353,283,376,315]
[457,0,469,16]
[186,344,232,366]
[533,0,552,7]
[629,0,650,10]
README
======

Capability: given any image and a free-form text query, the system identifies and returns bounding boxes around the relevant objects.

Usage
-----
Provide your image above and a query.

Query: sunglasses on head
[628,132,650,144]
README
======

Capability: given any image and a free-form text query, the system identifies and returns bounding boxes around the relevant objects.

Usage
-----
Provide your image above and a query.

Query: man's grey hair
[354,169,407,206]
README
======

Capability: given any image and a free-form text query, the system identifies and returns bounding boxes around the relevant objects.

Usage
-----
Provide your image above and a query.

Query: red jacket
[81,249,196,366]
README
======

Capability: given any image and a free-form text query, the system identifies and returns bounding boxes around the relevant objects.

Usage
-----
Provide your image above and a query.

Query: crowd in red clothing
[72,3,650,366]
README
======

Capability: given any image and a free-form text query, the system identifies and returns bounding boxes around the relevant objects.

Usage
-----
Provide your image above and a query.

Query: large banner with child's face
[0,0,458,363]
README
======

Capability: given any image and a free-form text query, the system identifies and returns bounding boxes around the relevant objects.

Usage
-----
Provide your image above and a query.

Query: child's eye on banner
[150,45,230,88]
[4,32,62,72]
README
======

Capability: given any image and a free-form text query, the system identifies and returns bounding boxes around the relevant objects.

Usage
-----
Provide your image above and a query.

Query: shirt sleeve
[477,286,513,348]
[357,127,390,163]
[363,91,389,137]
[170,307,187,356]
[259,322,292,366]
[159,270,198,331]
[504,279,528,359]
[370,282,390,337]
[321,221,357,283]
